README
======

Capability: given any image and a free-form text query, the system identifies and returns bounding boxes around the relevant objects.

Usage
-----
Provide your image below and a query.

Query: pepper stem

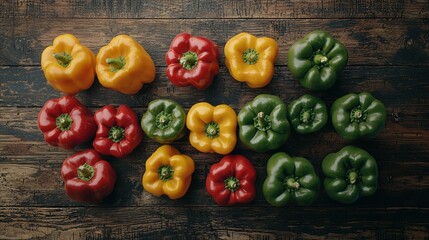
[54,52,72,67]
[77,163,95,181]
[106,56,126,72]
[284,176,300,192]
[253,112,272,131]
[180,51,198,70]
[313,54,328,65]
[243,49,259,65]
[55,114,73,131]
[300,108,315,124]
[350,106,367,123]
[158,165,174,182]
[155,111,172,130]
[108,126,125,143]
[224,176,240,192]
[204,121,219,139]
[347,170,360,185]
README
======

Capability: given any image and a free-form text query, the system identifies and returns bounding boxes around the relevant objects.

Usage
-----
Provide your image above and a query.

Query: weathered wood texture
[1,0,429,239]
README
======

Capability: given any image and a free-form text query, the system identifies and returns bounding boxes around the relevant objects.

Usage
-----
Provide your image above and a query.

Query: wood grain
[1,0,428,19]
[1,18,428,66]
[1,207,428,239]
[1,0,429,239]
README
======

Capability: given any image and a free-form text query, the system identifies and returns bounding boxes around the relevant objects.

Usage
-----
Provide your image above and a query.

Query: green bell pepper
[288,30,348,91]
[141,99,186,143]
[331,92,386,140]
[237,94,290,153]
[287,94,328,134]
[322,145,378,204]
[263,152,320,206]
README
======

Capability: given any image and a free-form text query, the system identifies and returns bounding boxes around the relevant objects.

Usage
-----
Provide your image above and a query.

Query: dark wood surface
[1,1,429,239]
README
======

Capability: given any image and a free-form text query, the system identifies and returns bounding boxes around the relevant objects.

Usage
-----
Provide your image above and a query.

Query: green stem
[180,51,198,70]
[224,176,240,192]
[284,176,300,192]
[350,106,367,123]
[77,163,94,181]
[347,170,360,185]
[253,112,271,131]
[155,111,172,130]
[108,126,125,143]
[242,49,259,65]
[204,121,219,139]
[106,56,126,72]
[54,52,72,67]
[55,114,73,131]
[158,165,174,182]
[300,108,315,124]
[313,54,328,65]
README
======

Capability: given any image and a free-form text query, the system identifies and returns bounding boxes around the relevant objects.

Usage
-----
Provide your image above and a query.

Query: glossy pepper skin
[142,145,195,199]
[141,99,186,144]
[61,149,116,203]
[322,145,378,204]
[288,30,348,91]
[206,154,256,206]
[287,94,328,134]
[41,34,96,95]
[331,92,386,140]
[38,96,96,150]
[166,33,219,89]
[225,32,278,88]
[263,152,320,206]
[186,102,237,155]
[93,105,143,158]
[96,35,156,94]
[237,94,290,153]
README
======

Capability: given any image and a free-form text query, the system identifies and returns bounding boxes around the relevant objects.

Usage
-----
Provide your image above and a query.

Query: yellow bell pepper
[96,35,156,94]
[186,102,237,154]
[224,32,278,88]
[41,34,96,95]
[142,145,195,199]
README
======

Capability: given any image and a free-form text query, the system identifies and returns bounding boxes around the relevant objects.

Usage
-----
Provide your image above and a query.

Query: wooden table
[1,1,428,239]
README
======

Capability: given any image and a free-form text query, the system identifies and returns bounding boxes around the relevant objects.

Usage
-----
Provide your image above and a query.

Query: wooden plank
[0,207,428,239]
[1,18,428,66]
[1,0,428,19]
[1,66,428,108]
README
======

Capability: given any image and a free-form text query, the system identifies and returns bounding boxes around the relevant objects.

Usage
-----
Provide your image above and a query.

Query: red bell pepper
[61,149,116,203]
[206,154,256,205]
[166,32,219,89]
[38,96,96,150]
[93,105,142,158]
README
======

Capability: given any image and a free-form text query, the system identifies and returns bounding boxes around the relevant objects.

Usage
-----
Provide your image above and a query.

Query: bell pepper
[288,30,348,91]
[142,145,195,199]
[237,94,290,153]
[186,102,237,155]
[96,35,156,94]
[331,92,386,140]
[93,105,143,158]
[61,149,116,203]
[263,152,320,206]
[38,96,96,150]
[41,34,96,95]
[224,32,278,88]
[166,33,219,89]
[322,145,378,204]
[141,99,186,144]
[287,94,328,134]
[206,154,256,206]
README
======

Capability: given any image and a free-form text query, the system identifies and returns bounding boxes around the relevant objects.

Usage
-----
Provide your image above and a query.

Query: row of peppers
[41,30,348,96]
[38,92,384,205]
